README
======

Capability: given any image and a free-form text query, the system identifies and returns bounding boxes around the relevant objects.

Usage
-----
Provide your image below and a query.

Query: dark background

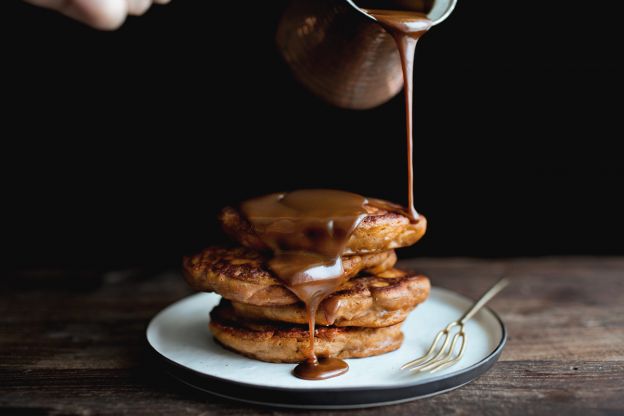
[1,0,623,269]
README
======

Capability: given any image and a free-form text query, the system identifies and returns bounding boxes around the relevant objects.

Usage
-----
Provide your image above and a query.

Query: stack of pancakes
[183,201,430,363]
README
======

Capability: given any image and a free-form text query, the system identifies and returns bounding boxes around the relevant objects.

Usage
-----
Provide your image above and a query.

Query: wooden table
[2,258,623,415]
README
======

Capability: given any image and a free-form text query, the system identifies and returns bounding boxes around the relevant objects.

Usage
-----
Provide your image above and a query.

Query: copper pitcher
[276,0,457,110]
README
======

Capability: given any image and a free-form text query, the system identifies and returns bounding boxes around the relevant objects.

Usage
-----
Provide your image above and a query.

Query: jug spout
[276,0,456,110]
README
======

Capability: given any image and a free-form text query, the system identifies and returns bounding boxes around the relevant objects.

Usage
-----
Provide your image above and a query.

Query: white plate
[147,287,506,409]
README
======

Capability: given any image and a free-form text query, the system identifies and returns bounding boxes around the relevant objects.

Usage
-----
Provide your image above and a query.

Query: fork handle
[459,277,510,324]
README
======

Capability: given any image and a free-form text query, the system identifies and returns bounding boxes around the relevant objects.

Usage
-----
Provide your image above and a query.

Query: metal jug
[276,0,457,109]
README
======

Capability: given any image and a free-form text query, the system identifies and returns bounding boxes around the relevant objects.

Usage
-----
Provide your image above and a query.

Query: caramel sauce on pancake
[241,189,367,379]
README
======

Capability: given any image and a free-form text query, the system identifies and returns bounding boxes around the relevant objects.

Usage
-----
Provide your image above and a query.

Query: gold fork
[401,277,510,374]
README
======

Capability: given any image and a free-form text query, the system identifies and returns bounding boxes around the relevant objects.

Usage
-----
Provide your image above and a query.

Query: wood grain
[1,258,623,415]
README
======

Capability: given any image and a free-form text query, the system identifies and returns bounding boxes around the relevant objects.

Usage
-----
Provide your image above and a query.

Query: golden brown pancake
[231,270,430,327]
[183,246,397,306]
[219,198,427,256]
[209,301,404,363]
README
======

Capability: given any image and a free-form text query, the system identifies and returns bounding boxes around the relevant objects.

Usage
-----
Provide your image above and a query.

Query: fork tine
[428,332,467,373]
[428,328,455,361]
[400,328,448,370]
[418,331,466,373]
[408,333,457,373]
[402,322,459,370]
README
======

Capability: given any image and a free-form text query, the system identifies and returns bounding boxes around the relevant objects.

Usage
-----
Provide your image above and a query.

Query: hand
[23,0,172,30]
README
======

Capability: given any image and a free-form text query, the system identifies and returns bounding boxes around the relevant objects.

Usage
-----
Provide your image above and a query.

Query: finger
[66,0,127,30]
[24,0,128,30]
[126,0,152,16]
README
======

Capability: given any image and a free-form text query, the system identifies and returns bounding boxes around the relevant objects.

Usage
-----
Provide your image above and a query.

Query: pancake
[209,301,404,363]
[183,246,397,306]
[220,198,427,255]
[231,270,430,327]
